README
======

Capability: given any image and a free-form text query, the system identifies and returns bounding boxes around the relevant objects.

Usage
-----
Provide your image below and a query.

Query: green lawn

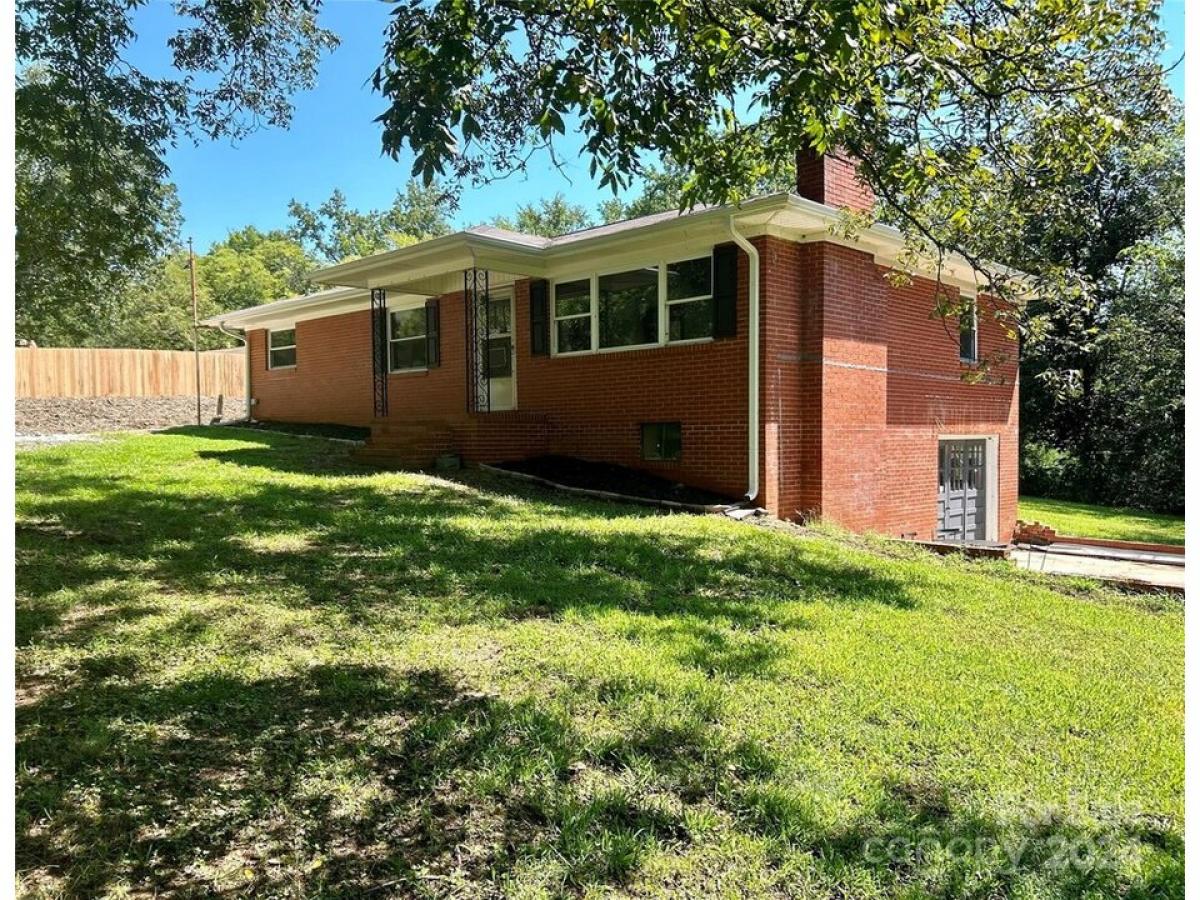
[1020,496,1185,546]
[17,430,1182,898]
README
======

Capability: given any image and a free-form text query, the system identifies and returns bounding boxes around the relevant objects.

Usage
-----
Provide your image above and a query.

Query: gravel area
[17,396,247,436]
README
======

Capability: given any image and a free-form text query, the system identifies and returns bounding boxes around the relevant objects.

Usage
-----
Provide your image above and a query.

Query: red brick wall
[760,240,1018,538]
[794,150,876,214]
[511,253,750,498]
[247,256,753,500]
[247,234,1018,538]
[248,311,376,425]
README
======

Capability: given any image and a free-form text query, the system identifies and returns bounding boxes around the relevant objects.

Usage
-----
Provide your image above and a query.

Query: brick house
[205,153,1019,542]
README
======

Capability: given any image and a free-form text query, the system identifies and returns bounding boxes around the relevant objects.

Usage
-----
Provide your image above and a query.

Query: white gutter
[728,215,760,501]
[213,321,252,422]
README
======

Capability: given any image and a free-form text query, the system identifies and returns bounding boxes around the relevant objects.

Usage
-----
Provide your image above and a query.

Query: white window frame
[664,254,715,345]
[551,275,596,356]
[549,252,716,357]
[959,297,979,364]
[387,304,429,373]
[268,328,297,370]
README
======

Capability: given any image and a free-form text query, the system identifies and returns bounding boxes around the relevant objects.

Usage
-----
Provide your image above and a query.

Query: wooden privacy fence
[16,348,246,399]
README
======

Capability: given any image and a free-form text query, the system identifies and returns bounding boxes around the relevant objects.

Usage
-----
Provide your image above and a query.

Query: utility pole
[189,237,200,426]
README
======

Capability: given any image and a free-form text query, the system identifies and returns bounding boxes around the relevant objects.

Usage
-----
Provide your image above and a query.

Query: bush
[1019,442,1082,500]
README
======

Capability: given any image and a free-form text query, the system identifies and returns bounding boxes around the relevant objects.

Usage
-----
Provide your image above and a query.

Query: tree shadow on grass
[16,430,1181,896]
[17,658,1180,898]
[16,430,915,681]
[16,662,727,896]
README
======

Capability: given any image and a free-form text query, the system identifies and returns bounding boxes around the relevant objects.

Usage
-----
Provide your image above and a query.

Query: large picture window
[554,279,591,353]
[666,257,714,342]
[599,267,658,349]
[548,251,727,356]
[268,329,296,369]
[389,307,428,371]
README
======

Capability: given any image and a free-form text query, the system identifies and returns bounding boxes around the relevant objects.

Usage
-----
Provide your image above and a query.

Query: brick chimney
[794,148,875,214]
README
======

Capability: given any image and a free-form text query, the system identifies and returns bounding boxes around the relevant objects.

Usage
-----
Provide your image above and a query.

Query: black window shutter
[712,243,738,338]
[529,279,550,355]
[425,298,441,367]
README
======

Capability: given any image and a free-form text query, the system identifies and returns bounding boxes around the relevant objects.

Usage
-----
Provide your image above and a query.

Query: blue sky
[130,0,1187,251]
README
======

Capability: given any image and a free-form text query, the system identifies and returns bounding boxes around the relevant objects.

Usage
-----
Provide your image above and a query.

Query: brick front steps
[352,412,551,469]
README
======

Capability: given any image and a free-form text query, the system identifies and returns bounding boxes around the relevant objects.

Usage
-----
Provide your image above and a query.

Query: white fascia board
[202,288,427,332]
[313,234,547,290]
[199,288,366,329]
[752,196,1031,295]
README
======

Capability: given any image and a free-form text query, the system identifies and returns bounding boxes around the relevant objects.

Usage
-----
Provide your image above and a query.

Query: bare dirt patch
[17,396,246,436]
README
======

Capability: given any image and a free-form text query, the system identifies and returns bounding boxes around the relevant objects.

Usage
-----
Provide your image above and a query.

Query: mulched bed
[492,454,737,507]
[17,396,246,436]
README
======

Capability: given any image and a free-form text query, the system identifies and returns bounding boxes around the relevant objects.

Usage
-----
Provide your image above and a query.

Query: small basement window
[641,422,682,461]
[268,328,296,369]
[389,307,428,371]
[959,299,978,363]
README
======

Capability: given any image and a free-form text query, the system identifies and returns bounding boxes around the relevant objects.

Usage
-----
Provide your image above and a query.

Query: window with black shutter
[425,298,440,367]
[712,243,738,338]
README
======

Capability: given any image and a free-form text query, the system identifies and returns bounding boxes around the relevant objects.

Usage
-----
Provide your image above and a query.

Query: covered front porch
[312,228,551,422]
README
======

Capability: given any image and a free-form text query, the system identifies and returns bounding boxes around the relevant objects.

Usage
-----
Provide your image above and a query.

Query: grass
[1019,496,1185,546]
[16,428,1182,899]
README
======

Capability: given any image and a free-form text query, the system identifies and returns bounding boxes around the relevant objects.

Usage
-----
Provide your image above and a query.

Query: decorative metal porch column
[464,268,491,413]
[370,288,388,417]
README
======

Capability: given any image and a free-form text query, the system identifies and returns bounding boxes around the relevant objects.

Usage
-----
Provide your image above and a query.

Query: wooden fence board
[15,348,246,399]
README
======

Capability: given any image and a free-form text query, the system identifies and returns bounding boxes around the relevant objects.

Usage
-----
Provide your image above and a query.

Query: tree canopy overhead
[373,0,1171,293]
[15,0,338,333]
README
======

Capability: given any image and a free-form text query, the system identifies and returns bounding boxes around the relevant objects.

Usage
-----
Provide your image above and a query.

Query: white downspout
[214,321,252,422]
[728,216,760,501]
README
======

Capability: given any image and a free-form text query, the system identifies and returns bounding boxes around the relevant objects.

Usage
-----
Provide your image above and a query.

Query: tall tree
[492,193,592,236]
[372,0,1170,311]
[1016,116,1183,511]
[93,252,230,352]
[15,0,337,335]
[203,227,317,307]
[287,181,457,264]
